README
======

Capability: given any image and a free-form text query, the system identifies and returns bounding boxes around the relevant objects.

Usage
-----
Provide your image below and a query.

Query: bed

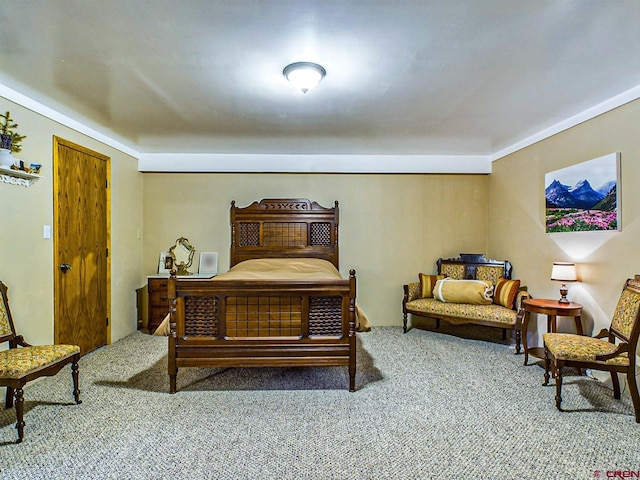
[167,198,361,393]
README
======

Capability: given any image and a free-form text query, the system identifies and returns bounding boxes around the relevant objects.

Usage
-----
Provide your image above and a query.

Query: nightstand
[522,298,583,366]
[147,273,215,333]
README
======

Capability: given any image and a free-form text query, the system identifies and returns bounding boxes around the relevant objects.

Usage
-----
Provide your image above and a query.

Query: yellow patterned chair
[0,281,81,443]
[543,275,640,422]
[402,254,529,353]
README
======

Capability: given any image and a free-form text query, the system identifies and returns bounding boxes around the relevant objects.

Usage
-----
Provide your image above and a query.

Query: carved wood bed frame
[167,198,357,393]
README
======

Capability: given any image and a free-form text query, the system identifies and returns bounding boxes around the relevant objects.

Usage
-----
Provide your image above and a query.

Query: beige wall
[0,98,143,347]
[4,91,637,337]
[3,84,638,403]
[143,173,489,326]
[489,98,640,355]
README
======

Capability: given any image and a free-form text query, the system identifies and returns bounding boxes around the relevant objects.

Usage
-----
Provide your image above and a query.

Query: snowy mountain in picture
[596,180,616,196]
[544,153,620,233]
[545,180,574,208]
[567,179,604,208]
[545,178,608,209]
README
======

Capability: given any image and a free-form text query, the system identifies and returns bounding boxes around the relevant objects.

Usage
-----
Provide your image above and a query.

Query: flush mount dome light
[283,62,326,93]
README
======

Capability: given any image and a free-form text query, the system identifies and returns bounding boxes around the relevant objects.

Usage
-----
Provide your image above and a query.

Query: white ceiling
[1,0,640,161]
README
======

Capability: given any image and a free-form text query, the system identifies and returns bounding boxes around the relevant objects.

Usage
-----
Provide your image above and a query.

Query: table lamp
[551,262,577,304]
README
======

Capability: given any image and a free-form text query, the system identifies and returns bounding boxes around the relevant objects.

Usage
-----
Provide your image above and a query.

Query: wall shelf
[0,167,43,187]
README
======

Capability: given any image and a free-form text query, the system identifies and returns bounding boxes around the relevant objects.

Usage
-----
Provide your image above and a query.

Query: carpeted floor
[1,326,637,479]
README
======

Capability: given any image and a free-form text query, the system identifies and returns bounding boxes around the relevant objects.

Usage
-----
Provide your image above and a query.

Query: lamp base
[558,284,569,303]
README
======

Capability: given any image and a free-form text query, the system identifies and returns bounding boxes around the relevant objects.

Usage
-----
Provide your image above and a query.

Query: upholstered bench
[402,254,530,353]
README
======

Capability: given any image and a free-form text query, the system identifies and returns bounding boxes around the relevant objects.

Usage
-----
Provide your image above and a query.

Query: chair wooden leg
[554,367,564,411]
[14,386,25,443]
[71,359,82,404]
[543,349,550,386]
[626,370,640,423]
[402,312,408,333]
[611,371,621,400]
[514,328,521,355]
[5,385,14,408]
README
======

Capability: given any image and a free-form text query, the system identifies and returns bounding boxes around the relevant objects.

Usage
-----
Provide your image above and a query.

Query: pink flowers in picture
[545,153,620,233]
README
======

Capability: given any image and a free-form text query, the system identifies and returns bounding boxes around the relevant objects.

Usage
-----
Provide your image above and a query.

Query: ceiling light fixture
[283,62,326,93]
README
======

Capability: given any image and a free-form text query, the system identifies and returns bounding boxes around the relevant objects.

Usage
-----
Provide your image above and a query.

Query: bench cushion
[405,298,517,325]
[543,333,629,366]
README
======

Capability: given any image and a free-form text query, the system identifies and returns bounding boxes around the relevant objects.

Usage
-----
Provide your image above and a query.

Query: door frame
[53,136,112,347]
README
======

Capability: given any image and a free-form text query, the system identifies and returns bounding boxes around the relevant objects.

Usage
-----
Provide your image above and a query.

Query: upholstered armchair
[543,275,640,422]
[0,281,82,443]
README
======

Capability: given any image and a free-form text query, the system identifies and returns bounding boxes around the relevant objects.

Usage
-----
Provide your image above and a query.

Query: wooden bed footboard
[167,271,357,393]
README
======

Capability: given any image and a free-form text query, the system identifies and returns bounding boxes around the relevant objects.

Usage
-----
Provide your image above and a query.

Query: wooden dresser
[147,274,216,334]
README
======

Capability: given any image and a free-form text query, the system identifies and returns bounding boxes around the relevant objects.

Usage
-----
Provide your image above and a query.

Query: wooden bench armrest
[403,282,421,304]
[515,287,530,311]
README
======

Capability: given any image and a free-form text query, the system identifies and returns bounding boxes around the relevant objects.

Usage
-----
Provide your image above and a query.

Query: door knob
[59,263,72,273]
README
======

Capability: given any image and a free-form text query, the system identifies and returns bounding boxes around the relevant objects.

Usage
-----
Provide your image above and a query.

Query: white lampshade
[551,262,577,282]
[283,62,326,93]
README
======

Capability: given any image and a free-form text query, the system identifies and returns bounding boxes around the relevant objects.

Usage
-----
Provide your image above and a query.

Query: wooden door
[53,137,110,354]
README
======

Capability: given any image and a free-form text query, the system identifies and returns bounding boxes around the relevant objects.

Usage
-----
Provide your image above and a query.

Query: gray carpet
[1,327,637,479]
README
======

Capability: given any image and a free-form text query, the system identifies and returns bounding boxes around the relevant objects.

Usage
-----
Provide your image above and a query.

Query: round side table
[522,298,583,366]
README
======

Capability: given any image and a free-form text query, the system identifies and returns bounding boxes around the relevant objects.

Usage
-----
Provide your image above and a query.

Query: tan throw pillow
[493,278,521,310]
[418,273,446,298]
[433,278,494,305]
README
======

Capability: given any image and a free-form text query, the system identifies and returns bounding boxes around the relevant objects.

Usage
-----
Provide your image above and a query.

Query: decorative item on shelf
[10,159,24,171]
[0,134,10,150]
[0,111,26,154]
[9,159,40,174]
[0,111,28,172]
[0,148,14,169]
[168,237,195,276]
[551,262,578,303]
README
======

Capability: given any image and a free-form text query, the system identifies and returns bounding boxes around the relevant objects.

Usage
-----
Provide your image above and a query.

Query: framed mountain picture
[545,152,621,233]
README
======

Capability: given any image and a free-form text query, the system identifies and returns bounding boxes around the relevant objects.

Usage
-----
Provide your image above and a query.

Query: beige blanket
[214,258,346,280]
[153,258,370,335]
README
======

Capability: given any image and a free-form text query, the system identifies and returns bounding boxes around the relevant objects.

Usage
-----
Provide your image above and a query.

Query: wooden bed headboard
[230,198,340,268]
